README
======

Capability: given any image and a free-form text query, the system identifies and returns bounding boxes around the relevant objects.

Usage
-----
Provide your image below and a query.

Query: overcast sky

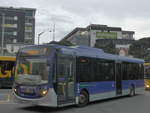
[1,0,150,44]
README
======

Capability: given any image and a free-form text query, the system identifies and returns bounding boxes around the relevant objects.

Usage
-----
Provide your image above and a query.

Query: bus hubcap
[79,94,86,103]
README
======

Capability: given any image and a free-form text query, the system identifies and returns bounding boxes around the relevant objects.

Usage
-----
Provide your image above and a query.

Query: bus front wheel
[77,90,89,107]
[129,85,135,96]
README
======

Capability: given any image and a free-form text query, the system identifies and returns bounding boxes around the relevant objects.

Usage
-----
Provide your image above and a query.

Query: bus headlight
[14,88,17,92]
[40,90,48,96]
[146,85,150,88]
[14,88,17,93]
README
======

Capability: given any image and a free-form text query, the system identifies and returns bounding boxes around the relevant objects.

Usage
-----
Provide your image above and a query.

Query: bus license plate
[20,86,35,94]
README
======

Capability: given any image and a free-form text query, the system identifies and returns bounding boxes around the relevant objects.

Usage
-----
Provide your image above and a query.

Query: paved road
[0,89,150,113]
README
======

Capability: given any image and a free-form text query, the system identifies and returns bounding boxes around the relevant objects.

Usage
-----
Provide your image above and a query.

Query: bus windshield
[15,58,49,85]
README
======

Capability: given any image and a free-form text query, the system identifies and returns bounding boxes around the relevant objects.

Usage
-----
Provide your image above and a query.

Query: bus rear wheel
[77,91,89,107]
[129,85,135,96]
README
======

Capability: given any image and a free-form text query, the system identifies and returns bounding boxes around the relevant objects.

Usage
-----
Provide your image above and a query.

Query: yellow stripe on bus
[0,56,16,61]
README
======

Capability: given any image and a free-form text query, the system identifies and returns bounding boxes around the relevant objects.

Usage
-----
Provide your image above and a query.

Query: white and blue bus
[12,44,144,107]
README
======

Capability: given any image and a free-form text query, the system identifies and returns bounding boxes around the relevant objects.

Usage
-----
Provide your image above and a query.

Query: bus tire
[129,85,135,97]
[77,90,89,107]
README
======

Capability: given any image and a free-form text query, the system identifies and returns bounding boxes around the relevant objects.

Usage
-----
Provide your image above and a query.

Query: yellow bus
[144,63,150,90]
[0,56,16,88]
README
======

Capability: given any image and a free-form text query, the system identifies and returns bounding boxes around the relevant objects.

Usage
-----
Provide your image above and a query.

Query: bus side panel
[78,81,116,102]
[134,80,144,93]
[122,80,144,95]
[77,80,144,102]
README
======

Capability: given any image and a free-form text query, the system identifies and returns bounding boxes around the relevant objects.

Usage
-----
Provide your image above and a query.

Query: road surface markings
[0,94,11,104]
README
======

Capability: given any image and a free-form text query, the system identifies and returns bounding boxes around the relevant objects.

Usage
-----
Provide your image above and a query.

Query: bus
[144,63,150,90]
[12,44,144,107]
[0,56,16,88]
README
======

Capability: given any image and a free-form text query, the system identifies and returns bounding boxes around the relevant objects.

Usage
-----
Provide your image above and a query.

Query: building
[63,24,135,47]
[115,44,131,56]
[62,24,135,56]
[0,6,36,54]
[6,43,32,55]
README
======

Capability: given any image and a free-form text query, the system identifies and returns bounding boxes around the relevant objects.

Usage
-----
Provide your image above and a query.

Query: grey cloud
[39,0,148,20]
[1,0,150,42]
[50,14,73,24]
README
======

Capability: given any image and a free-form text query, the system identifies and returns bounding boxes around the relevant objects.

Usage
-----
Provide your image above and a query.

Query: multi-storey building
[0,6,36,54]
[62,24,135,56]
[62,24,135,47]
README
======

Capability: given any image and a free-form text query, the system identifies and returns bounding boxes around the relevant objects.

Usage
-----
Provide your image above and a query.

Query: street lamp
[37,30,52,45]
[37,31,45,45]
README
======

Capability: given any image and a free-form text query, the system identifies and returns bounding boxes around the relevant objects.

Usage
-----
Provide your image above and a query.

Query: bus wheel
[77,91,89,107]
[129,85,135,96]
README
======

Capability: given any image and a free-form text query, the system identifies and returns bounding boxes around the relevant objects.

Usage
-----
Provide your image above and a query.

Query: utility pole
[1,13,5,55]
[53,23,55,41]
[89,24,91,47]
[49,30,52,42]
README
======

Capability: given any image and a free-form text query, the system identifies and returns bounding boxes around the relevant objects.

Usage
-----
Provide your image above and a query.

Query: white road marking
[0,89,15,104]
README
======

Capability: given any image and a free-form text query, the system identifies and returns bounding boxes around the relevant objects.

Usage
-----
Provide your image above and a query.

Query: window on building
[25,18,34,23]
[25,26,32,30]
[4,31,17,36]
[5,16,18,21]
[25,32,33,39]
[25,11,34,17]
[4,24,17,28]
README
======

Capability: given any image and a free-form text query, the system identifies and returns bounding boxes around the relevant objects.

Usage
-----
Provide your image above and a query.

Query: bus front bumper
[11,88,58,107]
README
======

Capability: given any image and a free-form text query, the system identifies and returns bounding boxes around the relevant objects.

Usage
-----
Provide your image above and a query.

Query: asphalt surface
[0,89,149,113]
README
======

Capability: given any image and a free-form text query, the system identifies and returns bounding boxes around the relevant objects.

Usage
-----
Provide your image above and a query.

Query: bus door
[57,54,75,105]
[116,63,122,95]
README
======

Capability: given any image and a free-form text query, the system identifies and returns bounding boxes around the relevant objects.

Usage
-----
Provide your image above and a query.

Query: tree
[58,40,75,46]
[94,41,116,54]
[129,38,150,61]
[49,41,59,44]
[49,40,74,46]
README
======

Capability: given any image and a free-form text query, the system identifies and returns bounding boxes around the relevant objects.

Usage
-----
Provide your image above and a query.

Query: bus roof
[0,56,16,61]
[52,44,144,64]
[20,44,144,64]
